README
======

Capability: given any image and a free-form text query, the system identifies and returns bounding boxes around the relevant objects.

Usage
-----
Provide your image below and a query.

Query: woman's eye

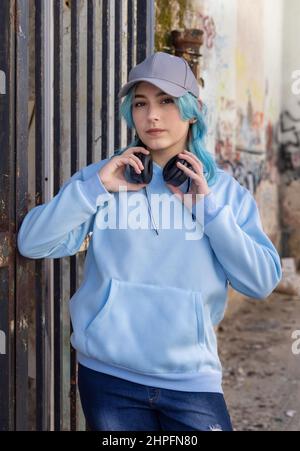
[162,98,174,104]
[134,98,174,108]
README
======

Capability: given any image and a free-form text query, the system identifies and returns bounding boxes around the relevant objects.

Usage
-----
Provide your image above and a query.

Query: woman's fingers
[127,153,144,171]
[99,149,150,193]
[178,151,203,175]
[122,147,150,171]
[117,156,147,191]
[176,161,200,180]
[119,156,142,174]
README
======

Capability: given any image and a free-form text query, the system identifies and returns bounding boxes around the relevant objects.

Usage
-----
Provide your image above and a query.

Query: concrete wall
[279,0,300,269]
[155,0,284,251]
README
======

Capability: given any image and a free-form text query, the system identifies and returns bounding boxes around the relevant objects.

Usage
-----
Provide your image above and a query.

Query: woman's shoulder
[212,166,253,217]
[66,158,111,184]
[214,166,249,196]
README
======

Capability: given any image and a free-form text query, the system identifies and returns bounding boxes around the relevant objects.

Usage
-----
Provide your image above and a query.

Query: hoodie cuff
[78,172,114,208]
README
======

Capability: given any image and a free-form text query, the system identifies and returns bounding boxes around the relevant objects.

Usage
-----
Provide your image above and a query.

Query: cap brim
[118,78,187,99]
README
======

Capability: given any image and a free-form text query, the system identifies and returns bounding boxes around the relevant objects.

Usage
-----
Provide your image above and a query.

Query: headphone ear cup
[163,154,192,187]
[128,152,153,184]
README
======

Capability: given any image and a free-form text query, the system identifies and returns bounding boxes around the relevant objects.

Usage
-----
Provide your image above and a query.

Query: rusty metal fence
[0,0,155,431]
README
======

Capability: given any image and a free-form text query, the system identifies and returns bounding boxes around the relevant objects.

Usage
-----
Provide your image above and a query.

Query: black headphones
[126,140,193,190]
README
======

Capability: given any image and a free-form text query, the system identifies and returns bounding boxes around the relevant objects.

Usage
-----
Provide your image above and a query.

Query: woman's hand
[166,149,211,209]
[98,147,150,193]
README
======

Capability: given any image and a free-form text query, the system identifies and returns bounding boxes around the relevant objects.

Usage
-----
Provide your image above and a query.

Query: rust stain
[0,234,9,267]
[19,316,28,331]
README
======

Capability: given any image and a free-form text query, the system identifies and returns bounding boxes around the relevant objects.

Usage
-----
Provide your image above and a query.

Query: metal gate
[0,0,155,431]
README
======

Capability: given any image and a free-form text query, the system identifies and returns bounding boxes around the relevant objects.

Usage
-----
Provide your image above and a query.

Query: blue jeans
[78,363,233,431]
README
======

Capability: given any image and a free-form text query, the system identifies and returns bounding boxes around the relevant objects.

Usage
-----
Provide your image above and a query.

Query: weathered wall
[155,0,283,250]
[278,0,300,269]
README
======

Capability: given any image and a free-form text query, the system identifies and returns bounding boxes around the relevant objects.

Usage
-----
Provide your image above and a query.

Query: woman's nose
[146,105,160,120]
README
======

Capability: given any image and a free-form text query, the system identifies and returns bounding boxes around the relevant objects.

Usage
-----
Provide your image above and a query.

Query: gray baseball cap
[118,51,200,99]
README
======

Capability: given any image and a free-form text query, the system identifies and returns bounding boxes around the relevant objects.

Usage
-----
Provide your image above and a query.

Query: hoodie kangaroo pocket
[85,278,206,374]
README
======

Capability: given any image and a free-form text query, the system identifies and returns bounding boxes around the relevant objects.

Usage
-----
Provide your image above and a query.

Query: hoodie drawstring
[144,186,159,236]
[144,179,196,235]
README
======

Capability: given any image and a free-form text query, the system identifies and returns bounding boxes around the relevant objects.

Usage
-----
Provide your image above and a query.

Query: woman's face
[132,82,190,155]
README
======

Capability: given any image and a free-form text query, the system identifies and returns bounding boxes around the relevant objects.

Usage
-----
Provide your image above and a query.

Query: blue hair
[115,85,218,186]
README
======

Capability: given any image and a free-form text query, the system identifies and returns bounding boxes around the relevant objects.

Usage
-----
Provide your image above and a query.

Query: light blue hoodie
[17,157,282,393]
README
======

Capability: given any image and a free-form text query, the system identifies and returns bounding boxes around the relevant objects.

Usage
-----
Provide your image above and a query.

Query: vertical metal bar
[93,0,103,161]
[127,0,134,72]
[15,0,29,431]
[120,0,128,149]
[75,3,88,430]
[44,0,55,431]
[87,0,95,166]
[114,0,122,150]
[53,0,63,431]
[136,0,146,62]
[0,0,15,432]
[71,0,79,176]
[146,0,155,55]
[108,1,115,158]
[35,0,45,429]
[101,0,115,159]
[127,0,135,144]
[35,0,51,431]
[101,0,109,159]
[60,0,72,431]
[136,0,154,63]
[70,0,80,431]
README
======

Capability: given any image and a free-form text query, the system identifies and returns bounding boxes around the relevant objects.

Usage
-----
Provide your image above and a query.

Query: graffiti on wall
[215,96,276,194]
[194,12,217,49]
[236,93,265,151]
[215,96,236,161]
[216,152,268,195]
[276,102,300,180]
[216,94,265,152]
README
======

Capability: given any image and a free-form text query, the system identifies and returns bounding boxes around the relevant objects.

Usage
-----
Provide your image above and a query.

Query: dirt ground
[218,292,300,431]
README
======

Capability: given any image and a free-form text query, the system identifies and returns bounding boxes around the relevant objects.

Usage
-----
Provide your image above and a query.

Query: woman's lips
[146,130,166,136]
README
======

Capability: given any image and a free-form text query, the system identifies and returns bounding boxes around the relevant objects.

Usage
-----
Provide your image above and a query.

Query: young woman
[17,52,282,431]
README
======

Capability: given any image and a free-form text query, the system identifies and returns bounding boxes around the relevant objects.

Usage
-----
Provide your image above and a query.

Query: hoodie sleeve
[192,188,282,299]
[17,168,114,259]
